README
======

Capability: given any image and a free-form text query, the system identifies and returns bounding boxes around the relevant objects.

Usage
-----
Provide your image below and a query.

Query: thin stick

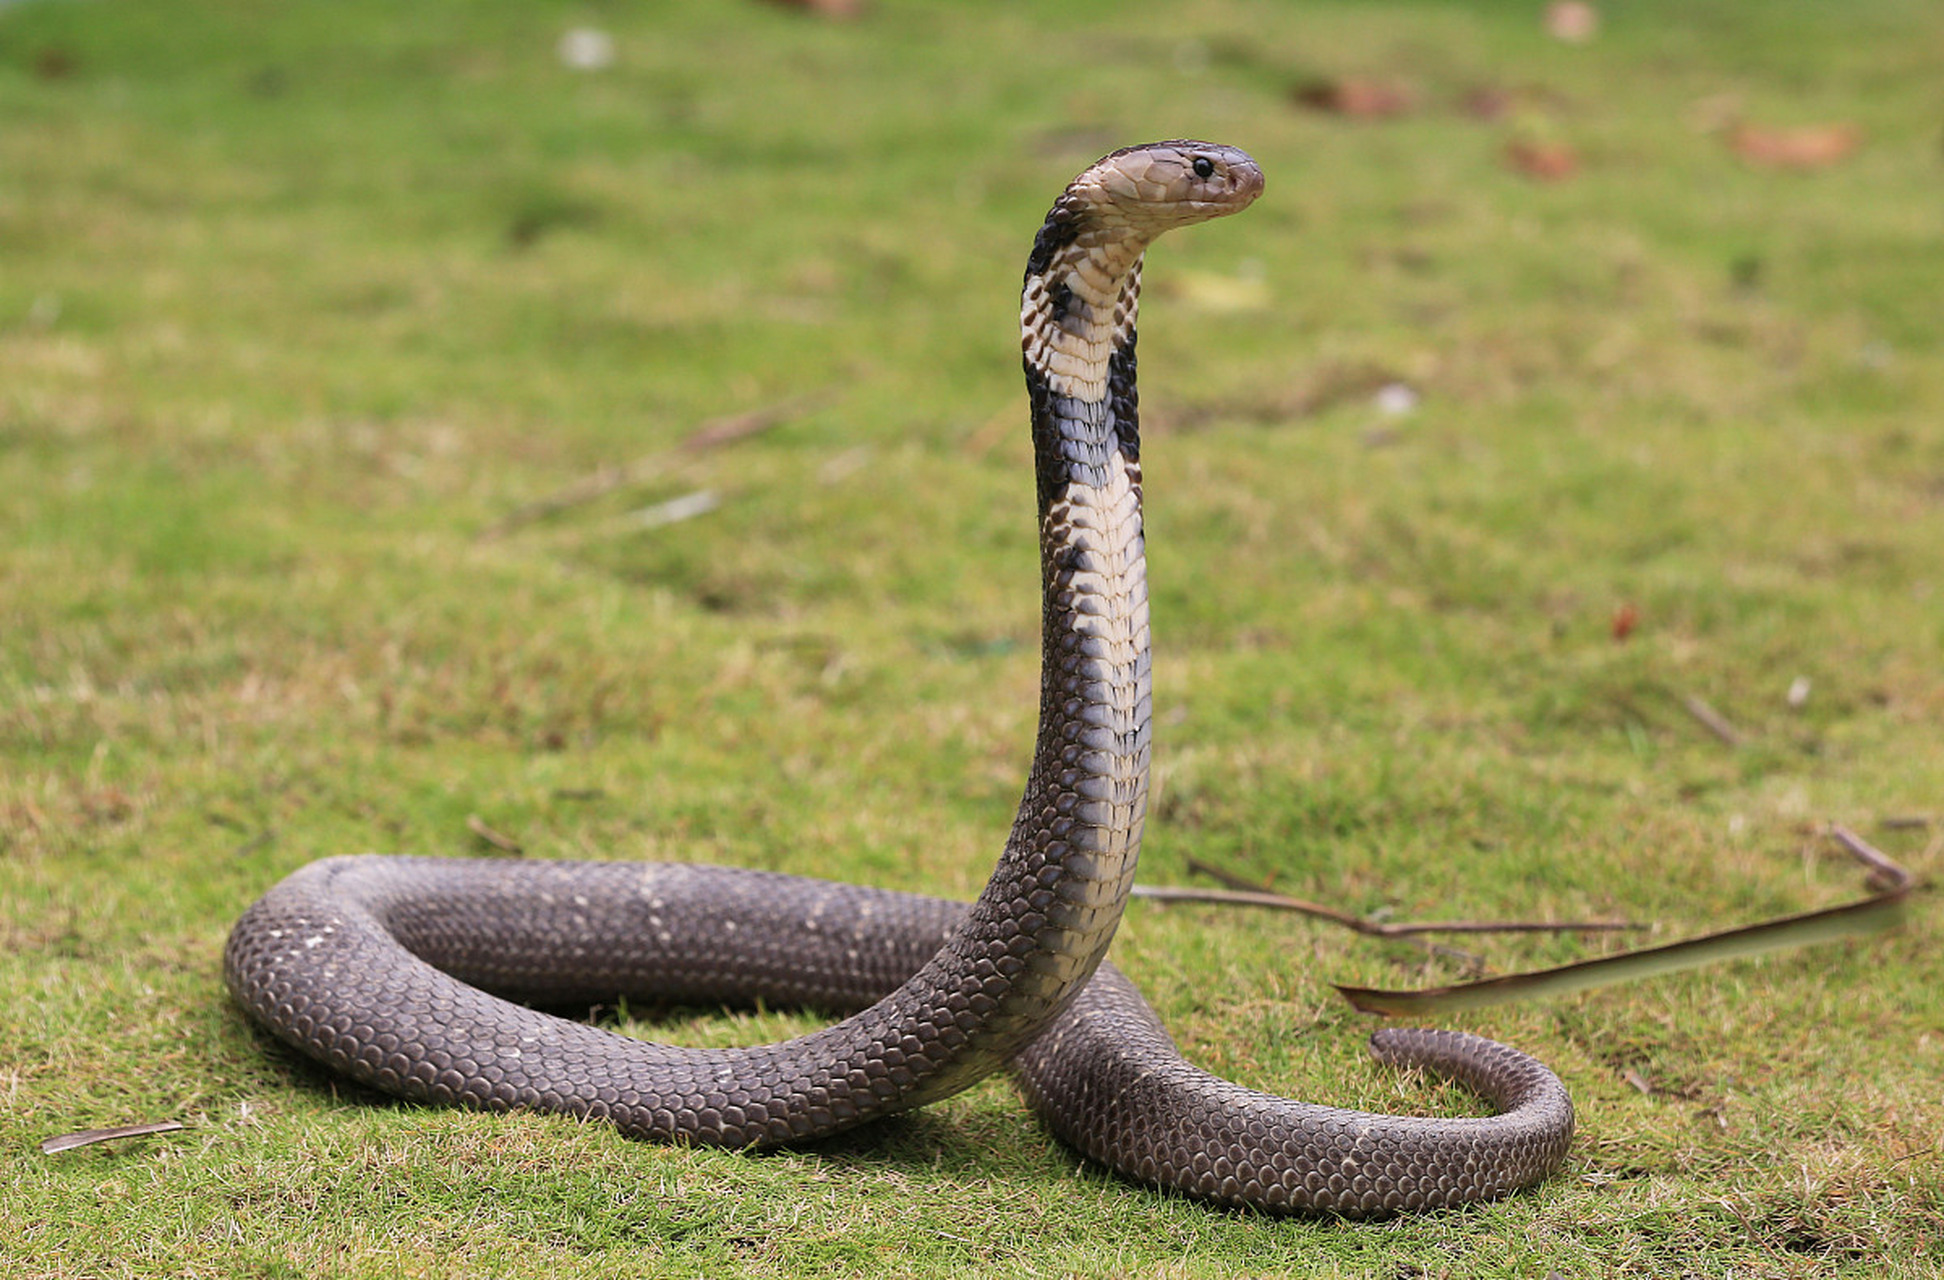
[479,395,824,540]
[465,814,523,856]
[1828,822,1918,892]
[1158,858,1492,965]
[1681,693,1745,746]
[1338,823,1912,1016]
[1133,884,1647,938]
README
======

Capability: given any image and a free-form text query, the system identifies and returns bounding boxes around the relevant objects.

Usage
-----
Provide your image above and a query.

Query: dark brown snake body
[227,142,1574,1215]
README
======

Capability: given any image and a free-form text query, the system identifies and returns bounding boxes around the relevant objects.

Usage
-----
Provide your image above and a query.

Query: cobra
[226,141,1574,1215]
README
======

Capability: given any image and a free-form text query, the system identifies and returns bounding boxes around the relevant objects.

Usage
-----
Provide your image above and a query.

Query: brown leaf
[1729,122,1862,170]
[34,48,78,80]
[1292,78,1418,120]
[1545,2,1600,44]
[80,788,136,825]
[1460,87,1514,122]
[1505,139,1579,182]
[758,0,867,17]
[1460,84,1576,124]
[1610,602,1640,641]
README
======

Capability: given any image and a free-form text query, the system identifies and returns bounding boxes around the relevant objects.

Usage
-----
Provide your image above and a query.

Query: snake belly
[226,141,1573,1215]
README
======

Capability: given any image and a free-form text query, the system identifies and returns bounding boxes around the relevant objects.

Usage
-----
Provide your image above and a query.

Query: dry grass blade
[40,1121,186,1155]
[478,395,824,539]
[1337,824,1914,1015]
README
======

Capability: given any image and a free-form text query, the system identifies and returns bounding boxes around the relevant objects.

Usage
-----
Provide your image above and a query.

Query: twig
[1132,885,1646,936]
[1828,822,1918,893]
[1681,693,1745,747]
[1337,822,1913,1016]
[1136,859,1477,964]
[478,395,824,540]
[465,814,523,856]
[1138,873,1645,937]
[1183,855,1285,895]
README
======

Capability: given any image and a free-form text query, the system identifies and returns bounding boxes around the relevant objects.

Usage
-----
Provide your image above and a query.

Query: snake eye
[1192,156,1215,179]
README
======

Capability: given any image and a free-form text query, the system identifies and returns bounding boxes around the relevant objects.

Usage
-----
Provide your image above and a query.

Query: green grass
[3,0,1941,1274]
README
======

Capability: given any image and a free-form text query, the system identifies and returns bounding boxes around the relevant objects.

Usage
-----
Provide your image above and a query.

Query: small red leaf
[1506,139,1580,182]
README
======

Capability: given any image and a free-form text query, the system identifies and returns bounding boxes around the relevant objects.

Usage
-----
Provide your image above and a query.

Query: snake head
[1070,141,1264,239]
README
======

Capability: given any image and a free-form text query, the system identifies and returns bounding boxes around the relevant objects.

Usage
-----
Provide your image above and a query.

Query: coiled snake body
[227,142,1573,1215]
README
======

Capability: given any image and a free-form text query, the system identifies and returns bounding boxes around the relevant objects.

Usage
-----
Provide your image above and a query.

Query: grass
[3,0,1941,1274]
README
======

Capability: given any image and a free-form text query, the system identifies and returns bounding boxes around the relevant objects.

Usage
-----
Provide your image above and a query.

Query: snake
[226,141,1574,1216]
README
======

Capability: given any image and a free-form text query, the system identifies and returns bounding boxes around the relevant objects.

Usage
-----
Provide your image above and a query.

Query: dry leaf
[1611,602,1640,642]
[1505,139,1579,182]
[1373,383,1420,417]
[1292,78,1418,120]
[759,0,867,17]
[35,48,77,79]
[1461,87,1514,122]
[1545,2,1600,44]
[1729,122,1862,170]
[556,29,615,71]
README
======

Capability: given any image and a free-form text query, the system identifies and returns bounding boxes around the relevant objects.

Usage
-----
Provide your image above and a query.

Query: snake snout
[1080,141,1264,236]
[1194,145,1265,209]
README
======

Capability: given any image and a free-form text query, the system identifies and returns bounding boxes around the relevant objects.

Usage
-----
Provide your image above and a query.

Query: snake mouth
[1186,189,1260,218]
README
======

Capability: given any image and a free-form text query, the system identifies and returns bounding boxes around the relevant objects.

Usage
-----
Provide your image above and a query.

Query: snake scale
[227,141,1574,1215]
